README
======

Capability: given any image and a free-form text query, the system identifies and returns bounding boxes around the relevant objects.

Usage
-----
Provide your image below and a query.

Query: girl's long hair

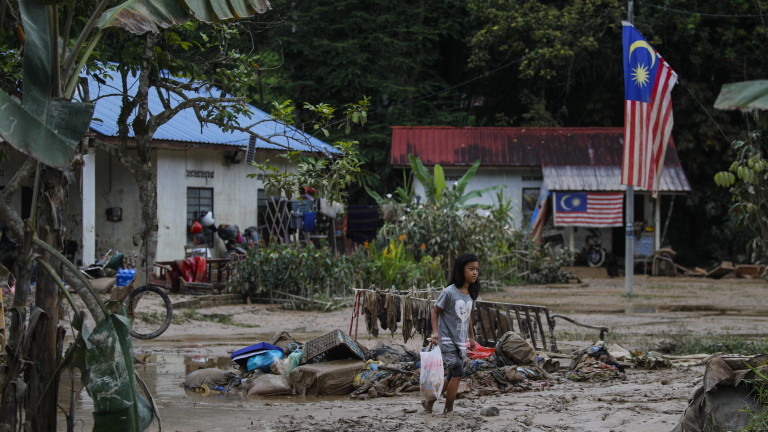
[449,253,480,300]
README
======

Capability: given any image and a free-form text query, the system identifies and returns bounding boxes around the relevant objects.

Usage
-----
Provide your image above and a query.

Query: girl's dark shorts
[443,347,465,379]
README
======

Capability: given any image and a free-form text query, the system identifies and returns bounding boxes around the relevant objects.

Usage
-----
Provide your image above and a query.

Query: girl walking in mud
[423,253,480,414]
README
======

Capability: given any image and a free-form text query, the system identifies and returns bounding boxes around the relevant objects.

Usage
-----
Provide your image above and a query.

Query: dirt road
[58,273,768,431]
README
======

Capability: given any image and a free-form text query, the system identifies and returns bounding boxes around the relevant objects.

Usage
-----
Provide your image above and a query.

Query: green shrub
[232,242,369,304]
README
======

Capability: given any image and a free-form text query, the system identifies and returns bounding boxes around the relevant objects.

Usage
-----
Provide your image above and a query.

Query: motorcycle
[215,224,248,258]
[585,228,606,268]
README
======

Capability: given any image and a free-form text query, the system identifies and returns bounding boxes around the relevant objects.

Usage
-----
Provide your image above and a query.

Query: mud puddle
[57,352,352,430]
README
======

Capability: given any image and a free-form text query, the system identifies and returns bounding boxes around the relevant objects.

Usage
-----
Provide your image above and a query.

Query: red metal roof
[390,126,683,168]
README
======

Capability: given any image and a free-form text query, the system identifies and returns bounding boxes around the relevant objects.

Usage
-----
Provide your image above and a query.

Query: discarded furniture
[179,258,232,294]
[149,261,176,291]
[474,300,608,353]
[301,329,366,364]
[652,248,677,276]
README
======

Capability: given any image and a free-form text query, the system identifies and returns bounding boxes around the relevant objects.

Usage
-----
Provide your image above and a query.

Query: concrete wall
[93,146,295,262]
[412,166,544,230]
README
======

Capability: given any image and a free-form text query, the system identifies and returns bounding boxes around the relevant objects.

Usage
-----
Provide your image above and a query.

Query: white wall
[412,166,543,230]
[92,150,145,262]
[153,148,294,261]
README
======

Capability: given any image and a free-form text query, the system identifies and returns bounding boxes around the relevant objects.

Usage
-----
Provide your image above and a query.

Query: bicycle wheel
[124,285,173,339]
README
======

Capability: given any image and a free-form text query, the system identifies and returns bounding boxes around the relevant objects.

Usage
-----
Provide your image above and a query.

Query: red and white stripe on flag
[622,57,677,193]
[553,192,624,227]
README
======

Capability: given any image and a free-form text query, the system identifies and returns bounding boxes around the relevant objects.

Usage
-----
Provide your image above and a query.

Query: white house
[0,72,337,266]
[390,126,692,257]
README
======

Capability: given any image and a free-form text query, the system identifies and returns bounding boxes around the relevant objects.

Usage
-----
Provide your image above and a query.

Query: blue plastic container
[116,268,136,287]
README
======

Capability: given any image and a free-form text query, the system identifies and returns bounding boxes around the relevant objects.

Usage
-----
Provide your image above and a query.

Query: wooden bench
[149,258,233,294]
[474,300,608,353]
[178,258,232,294]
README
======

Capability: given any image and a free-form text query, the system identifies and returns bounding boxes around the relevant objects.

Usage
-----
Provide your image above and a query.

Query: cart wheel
[124,285,173,339]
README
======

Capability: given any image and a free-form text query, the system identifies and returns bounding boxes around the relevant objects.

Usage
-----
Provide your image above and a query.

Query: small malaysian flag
[553,192,624,227]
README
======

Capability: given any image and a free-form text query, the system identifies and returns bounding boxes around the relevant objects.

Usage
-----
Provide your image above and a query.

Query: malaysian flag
[622,21,677,195]
[553,192,624,227]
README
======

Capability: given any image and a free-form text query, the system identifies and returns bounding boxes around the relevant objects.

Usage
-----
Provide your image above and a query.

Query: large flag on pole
[622,21,677,195]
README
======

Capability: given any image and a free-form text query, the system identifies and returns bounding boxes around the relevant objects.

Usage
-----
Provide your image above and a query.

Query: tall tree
[247,0,476,198]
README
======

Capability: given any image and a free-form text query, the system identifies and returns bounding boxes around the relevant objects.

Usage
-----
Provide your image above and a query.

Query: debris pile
[182,329,655,401]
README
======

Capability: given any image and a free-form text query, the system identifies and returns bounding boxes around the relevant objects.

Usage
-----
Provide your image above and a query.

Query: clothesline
[350,288,447,344]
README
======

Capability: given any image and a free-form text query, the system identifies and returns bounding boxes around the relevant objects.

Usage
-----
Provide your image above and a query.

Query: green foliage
[743,366,768,432]
[247,0,474,199]
[466,0,624,126]
[232,242,370,307]
[364,235,424,290]
[248,139,364,204]
[407,154,502,209]
[375,157,571,285]
[714,130,768,269]
[654,329,768,356]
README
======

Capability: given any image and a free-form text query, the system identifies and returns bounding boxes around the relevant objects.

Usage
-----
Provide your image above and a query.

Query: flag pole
[625,0,635,296]
[625,187,634,296]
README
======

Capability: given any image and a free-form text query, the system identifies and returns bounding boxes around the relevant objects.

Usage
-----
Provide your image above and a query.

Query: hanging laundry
[362,291,380,337]
[384,293,401,336]
[402,296,414,344]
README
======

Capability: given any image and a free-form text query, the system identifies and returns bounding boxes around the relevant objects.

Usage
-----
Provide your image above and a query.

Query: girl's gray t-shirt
[435,284,474,355]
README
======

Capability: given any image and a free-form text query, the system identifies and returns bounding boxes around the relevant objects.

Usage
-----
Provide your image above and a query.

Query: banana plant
[407,153,503,209]
[0,1,273,430]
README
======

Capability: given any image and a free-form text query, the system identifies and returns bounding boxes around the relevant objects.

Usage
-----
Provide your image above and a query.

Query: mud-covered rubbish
[671,353,768,432]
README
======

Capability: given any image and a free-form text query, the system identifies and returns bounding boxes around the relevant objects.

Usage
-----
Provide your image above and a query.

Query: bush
[232,242,369,306]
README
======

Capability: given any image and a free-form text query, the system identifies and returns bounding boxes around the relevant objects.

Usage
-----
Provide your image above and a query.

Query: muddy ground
[56,270,768,431]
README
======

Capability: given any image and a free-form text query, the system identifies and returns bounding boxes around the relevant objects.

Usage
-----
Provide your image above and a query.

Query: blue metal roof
[86,70,337,153]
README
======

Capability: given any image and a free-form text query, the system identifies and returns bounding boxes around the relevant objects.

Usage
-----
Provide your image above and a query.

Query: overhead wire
[638,1,768,18]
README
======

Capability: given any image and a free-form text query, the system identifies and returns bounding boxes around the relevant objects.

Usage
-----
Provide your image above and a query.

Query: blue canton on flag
[621,21,678,194]
[623,24,659,103]
[553,192,624,227]
[555,193,587,213]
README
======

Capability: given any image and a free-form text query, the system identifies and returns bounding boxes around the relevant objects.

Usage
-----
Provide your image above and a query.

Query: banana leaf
[0,91,93,169]
[408,154,435,202]
[714,80,768,112]
[454,160,482,197]
[0,0,95,169]
[82,312,152,431]
[95,0,272,34]
[19,0,51,119]
[433,164,446,202]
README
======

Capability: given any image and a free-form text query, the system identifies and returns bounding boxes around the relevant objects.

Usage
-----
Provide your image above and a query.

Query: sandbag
[494,331,536,366]
[289,359,364,396]
[184,368,237,389]
[246,374,292,397]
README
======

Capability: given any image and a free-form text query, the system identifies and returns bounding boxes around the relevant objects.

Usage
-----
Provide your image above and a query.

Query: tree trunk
[0,230,33,431]
[135,159,158,285]
[26,169,68,430]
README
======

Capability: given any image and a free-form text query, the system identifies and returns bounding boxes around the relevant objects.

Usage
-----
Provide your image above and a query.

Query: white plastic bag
[419,344,444,400]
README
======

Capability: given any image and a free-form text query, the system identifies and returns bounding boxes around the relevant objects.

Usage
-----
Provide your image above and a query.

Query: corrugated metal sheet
[542,166,691,193]
[87,71,336,153]
[390,126,683,168]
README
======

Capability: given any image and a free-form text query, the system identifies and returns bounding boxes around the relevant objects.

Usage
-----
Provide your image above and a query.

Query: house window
[187,187,213,245]
[522,188,540,227]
